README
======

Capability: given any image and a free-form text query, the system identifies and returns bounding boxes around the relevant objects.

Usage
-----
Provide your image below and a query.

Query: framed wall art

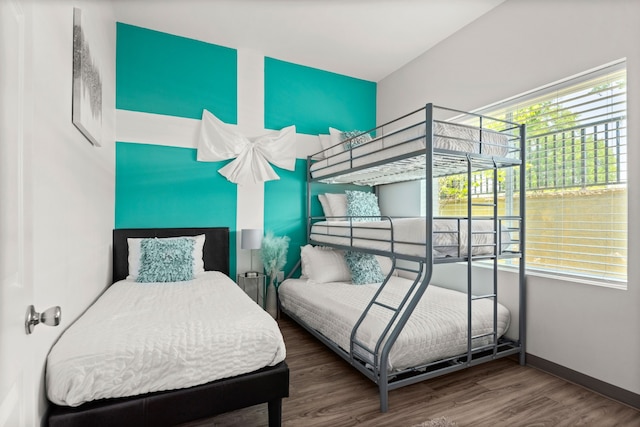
[72,7,102,146]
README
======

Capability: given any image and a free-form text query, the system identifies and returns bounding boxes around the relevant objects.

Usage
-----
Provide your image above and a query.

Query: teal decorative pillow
[344,251,384,285]
[136,237,195,283]
[341,130,372,149]
[346,190,381,222]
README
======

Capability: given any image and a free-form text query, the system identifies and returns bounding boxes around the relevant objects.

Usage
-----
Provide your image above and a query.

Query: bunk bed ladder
[466,156,500,361]
[349,262,426,374]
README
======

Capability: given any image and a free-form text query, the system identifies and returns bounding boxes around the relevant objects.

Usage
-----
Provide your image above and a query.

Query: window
[431,61,627,285]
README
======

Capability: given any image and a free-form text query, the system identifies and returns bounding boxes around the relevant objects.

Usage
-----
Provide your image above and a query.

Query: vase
[266,275,278,319]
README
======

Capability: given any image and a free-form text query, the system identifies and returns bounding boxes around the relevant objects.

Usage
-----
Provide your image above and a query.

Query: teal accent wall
[263,159,306,278]
[264,159,373,278]
[263,60,377,276]
[264,57,376,135]
[116,142,237,275]
[115,23,239,276]
[116,23,237,122]
[114,23,377,281]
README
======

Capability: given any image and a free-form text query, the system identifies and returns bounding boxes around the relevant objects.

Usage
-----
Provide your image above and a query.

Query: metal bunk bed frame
[283,103,526,412]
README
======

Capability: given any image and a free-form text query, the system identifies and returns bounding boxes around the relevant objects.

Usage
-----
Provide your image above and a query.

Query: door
[0,0,35,425]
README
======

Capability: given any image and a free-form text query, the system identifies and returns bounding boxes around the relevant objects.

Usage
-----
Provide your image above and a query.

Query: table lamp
[241,228,262,277]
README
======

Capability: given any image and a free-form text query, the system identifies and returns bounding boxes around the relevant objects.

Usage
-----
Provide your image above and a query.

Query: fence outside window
[433,62,627,284]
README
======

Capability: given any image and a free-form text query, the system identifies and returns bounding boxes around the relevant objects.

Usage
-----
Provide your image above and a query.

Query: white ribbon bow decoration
[197,109,297,185]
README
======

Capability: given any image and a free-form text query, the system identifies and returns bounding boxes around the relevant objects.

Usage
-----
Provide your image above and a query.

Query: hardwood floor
[186,316,639,427]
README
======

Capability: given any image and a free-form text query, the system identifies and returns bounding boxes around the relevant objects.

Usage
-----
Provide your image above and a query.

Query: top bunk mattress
[310,120,514,181]
[46,271,286,407]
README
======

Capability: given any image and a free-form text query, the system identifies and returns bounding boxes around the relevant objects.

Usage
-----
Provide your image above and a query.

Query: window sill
[524,268,627,290]
[473,262,628,291]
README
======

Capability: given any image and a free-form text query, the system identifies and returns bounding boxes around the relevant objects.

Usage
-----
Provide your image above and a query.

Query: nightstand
[237,272,266,306]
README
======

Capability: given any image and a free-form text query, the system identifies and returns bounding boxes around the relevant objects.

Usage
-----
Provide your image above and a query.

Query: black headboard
[112,227,230,283]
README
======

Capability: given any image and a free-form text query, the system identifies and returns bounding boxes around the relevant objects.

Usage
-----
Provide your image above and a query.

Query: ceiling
[113,0,506,82]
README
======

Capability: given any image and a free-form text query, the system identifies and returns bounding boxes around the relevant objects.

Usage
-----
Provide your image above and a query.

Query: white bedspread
[279,277,510,371]
[46,272,286,407]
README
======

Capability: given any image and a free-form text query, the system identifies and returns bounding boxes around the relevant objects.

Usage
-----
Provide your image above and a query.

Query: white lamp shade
[241,229,263,250]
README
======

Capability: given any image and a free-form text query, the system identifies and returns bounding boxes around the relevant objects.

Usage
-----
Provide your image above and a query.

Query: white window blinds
[475,61,627,284]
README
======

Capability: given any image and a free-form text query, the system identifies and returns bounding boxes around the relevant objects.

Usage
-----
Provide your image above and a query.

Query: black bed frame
[46,227,289,427]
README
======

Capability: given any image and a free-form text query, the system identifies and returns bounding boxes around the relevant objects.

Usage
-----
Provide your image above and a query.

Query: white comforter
[46,272,286,407]
[279,277,510,371]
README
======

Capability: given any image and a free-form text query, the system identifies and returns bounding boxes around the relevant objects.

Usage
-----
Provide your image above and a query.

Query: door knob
[25,305,61,335]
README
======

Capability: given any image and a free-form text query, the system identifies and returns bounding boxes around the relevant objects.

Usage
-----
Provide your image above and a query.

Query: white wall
[378,180,421,217]
[24,0,116,420]
[378,0,640,395]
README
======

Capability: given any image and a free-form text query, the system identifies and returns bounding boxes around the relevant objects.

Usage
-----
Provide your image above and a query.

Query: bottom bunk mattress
[278,276,510,372]
[46,271,286,407]
[310,217,512,259]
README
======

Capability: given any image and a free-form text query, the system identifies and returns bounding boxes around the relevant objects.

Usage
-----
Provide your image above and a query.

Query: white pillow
[326,128,346,157]
[317,134,333,158]
[375,255,398,277]
[299,244,332,278]
[324,193,347,218]
[318,194,333,218]
[328,126,342,142]
[300,245,351,283]
[127,234,205,280]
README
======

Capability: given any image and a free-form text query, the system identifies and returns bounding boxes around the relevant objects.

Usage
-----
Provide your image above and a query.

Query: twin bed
[46,227,289,427]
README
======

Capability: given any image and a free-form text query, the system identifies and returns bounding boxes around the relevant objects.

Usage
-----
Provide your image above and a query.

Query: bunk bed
[278,103,526,412]
[46,227,289,427]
